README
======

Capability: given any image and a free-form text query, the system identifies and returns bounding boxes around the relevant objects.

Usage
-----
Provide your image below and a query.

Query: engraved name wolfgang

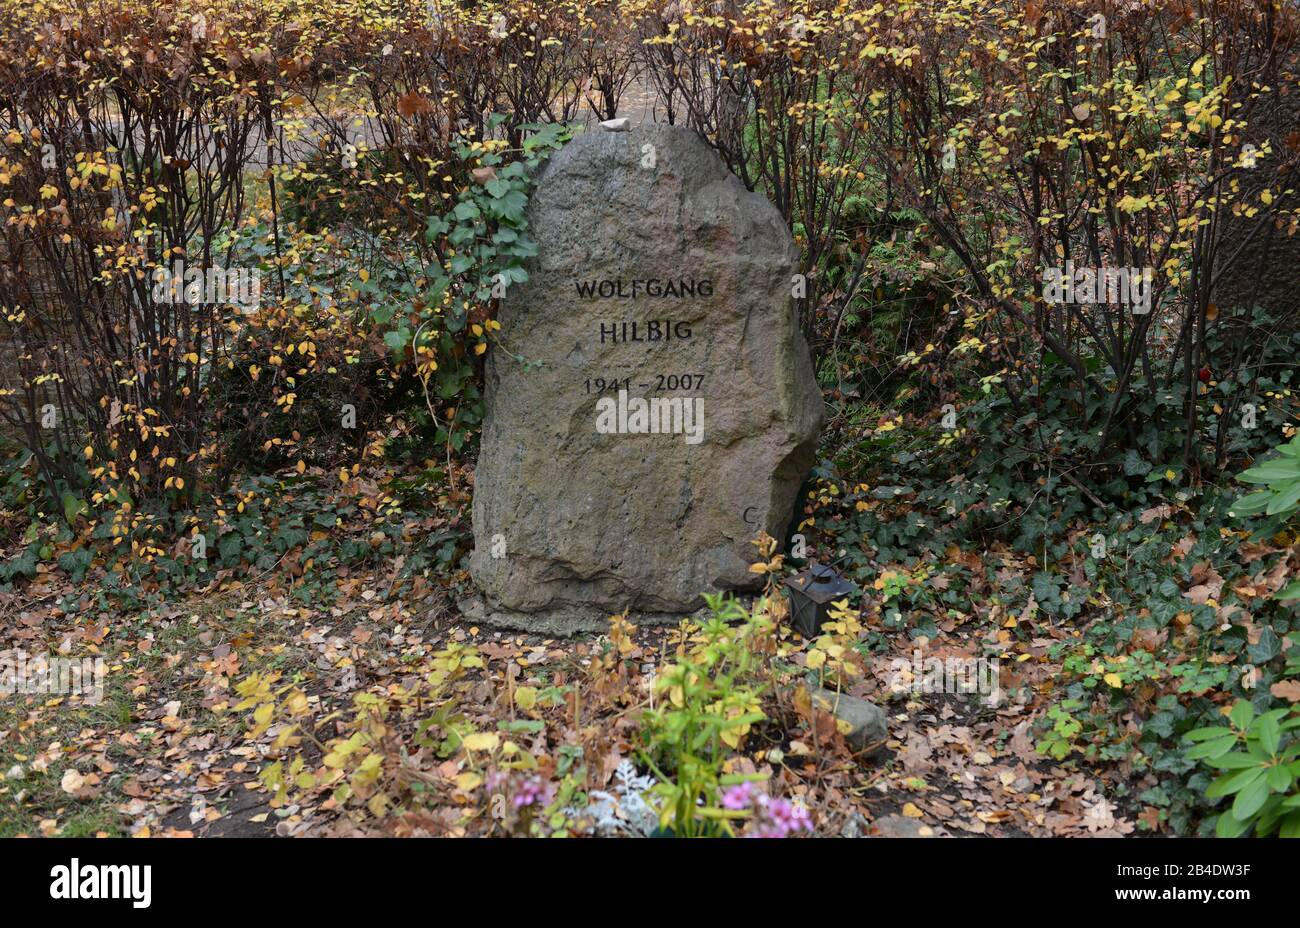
[575,277,713,299]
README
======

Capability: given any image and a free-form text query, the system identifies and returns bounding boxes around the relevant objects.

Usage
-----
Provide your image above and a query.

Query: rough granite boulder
[468,124,824,632]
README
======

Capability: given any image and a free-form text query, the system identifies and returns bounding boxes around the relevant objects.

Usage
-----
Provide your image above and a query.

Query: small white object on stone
[599,118,630,132]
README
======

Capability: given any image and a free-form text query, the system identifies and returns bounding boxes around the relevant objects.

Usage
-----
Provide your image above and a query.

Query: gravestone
[466,124,823,633]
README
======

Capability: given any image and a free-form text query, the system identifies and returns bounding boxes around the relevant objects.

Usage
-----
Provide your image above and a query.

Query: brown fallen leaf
[1140,504,1173,524]
[1270,679,1300,702]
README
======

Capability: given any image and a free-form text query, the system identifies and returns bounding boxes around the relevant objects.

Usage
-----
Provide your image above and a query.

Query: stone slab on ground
[811,687,888,755]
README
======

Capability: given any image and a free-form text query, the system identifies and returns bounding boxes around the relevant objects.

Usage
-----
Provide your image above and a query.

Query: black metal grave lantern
[783,563,860,638]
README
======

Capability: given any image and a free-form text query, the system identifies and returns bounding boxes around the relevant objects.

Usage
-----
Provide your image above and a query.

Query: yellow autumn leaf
[513,686,537,711]
[462,732,499,752]
[454,771,483,791]
[1104,672,1123,688]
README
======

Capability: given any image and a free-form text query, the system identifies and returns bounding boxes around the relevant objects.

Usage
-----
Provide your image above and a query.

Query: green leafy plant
[1036,701,1085,761]
[1234,435,1300,518]
[1233,436,1300,600]
[241,641,483,823]
[1183,700,1300,837]
[638,595,770,837]
[373,119,570,456]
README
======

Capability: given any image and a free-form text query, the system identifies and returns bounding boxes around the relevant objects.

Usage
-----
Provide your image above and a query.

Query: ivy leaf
[1248,627,1281,664]
[383,328,410,355]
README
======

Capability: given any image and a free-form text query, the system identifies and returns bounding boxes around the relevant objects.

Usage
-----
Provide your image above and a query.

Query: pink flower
[721,781,755,810]
[512,775,550,808]
[745,795,813,838]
